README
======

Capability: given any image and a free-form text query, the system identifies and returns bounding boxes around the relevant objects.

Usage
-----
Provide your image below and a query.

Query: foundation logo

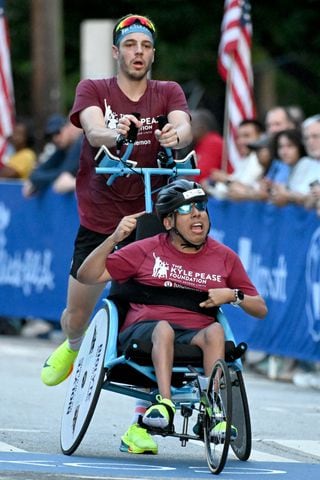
[152,252,169,279]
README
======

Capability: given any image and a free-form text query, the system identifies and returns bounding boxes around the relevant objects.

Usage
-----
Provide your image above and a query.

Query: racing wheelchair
[60,133,252,475]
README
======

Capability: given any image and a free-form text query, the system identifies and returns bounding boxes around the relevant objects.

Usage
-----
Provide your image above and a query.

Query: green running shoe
[41,340,78,386]
[143,395,176,429]
[120,423,158,454]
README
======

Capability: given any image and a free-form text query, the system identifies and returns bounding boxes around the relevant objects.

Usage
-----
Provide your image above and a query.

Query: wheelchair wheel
[204,359,232,475]
[229,368,252,461]
[60,307,109,455]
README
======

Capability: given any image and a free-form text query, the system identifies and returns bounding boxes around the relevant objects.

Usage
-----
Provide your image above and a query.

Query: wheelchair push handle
[156,115,175,168]
[127,112,141,143]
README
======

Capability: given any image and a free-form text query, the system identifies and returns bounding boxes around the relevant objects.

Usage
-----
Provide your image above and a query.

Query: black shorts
[118,320,200,351]
[70,225,136,279]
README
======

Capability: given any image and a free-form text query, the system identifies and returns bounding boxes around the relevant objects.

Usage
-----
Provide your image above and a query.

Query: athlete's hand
[117,114,142,139]
[155,122,180,148]
[200,288,235,308]
[111,211,145,244]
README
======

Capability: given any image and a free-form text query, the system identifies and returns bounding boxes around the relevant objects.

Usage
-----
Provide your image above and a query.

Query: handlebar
[95,143,200,213]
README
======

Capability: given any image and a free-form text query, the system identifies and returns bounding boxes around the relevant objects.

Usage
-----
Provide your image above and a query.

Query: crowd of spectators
[195,105,320,220]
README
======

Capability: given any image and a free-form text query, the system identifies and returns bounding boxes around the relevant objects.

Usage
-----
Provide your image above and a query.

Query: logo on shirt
[103,100,158,135]
[152,253,169,279]
[151,252,222,286]
[104,101,118,129]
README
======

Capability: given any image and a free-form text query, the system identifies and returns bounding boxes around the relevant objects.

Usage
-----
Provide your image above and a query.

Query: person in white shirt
[270,116,320,207]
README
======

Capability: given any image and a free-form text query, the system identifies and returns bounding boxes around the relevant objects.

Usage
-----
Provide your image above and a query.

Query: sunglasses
[115,15,156,34]
[175,201,207,215]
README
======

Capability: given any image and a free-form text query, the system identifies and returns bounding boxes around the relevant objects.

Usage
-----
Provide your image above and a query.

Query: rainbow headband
[114,24,155,46]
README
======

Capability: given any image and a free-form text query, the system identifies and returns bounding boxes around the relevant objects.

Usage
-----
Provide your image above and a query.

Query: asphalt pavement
[0,334,319,480]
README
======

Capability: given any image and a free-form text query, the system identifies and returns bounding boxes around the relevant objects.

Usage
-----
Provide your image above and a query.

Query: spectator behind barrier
[268,129,309,207]
[189,108,227,185]
[23,114,82,197]
[302,115,320,216]
[264,105,304,134]
[207,119,265,200]
[227,134,273,201]
[0,118,37,180]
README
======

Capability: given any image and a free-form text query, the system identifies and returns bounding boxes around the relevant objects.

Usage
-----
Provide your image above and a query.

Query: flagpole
[221,53,233,172]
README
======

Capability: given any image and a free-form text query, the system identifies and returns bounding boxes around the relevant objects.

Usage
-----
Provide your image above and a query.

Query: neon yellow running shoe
[142,395,176,429]
[41,340,78,386]
[120,423,158,454]
[212,421,238,441]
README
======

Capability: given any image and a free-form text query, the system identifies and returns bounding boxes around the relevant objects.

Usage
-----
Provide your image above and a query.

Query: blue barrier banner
[0,182,319,361]
[208,200,320,362]
[0,181,79,321]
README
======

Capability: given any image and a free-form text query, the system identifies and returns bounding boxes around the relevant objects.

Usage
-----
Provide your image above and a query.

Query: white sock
[68,336,83,351]
[131,399,151,424]
[198,375,209,390]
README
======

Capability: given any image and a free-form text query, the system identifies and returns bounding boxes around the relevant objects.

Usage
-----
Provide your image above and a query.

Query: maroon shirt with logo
[70,77,190,234]
[106,233,259,332]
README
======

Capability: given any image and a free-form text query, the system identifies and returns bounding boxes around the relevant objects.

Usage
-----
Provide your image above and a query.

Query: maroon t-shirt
[106,233,259,332]
[70,77,190,234]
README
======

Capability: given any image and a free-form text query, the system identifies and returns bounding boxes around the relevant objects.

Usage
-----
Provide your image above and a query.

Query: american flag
[0,0,15,166]
[218,0,255,169]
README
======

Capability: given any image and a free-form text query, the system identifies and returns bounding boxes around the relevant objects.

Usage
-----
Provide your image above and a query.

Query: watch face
[238,290,244,301]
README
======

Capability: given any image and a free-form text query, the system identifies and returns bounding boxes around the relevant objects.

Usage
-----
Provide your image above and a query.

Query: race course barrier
[0,181,319,361]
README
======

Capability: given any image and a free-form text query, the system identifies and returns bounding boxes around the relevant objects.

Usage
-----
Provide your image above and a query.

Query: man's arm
[156,110,192,150]
[79,107,142,149]
[77,211,145,285]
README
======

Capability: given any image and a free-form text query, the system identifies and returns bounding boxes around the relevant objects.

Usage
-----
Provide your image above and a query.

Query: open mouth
[132,60,144,68]
[191,222,204,234]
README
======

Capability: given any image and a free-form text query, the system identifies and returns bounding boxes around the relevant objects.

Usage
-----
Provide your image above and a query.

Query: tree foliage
[6,0,320,128]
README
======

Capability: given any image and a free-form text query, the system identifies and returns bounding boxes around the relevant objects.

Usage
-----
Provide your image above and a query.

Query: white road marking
[0,441,27,453]
[190,438,320,463]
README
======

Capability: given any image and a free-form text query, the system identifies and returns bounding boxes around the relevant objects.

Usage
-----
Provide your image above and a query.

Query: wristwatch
[231,289,244,306]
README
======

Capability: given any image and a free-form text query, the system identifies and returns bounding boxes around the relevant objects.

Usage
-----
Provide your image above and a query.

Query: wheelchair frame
[60,142,252,475]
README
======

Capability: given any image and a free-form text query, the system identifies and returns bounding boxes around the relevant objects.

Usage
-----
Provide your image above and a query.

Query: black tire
[204,359,232,475]
[229,368,252,461]
[60,307,109,455]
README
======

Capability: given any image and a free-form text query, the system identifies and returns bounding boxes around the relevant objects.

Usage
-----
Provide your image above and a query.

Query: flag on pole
[218,0,255,169]
[0,0,15,166]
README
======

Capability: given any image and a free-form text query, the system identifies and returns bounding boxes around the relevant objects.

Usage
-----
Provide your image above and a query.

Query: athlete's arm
[77,211,145,285]
[200,288,267,319]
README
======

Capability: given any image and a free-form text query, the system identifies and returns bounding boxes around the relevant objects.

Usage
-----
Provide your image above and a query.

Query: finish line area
[0,451,319,480]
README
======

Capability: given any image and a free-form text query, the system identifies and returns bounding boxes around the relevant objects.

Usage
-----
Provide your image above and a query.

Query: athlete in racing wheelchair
[76,179,267,466]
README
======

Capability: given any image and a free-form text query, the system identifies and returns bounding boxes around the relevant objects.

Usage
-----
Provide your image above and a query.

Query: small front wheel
[203,359,232,475]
